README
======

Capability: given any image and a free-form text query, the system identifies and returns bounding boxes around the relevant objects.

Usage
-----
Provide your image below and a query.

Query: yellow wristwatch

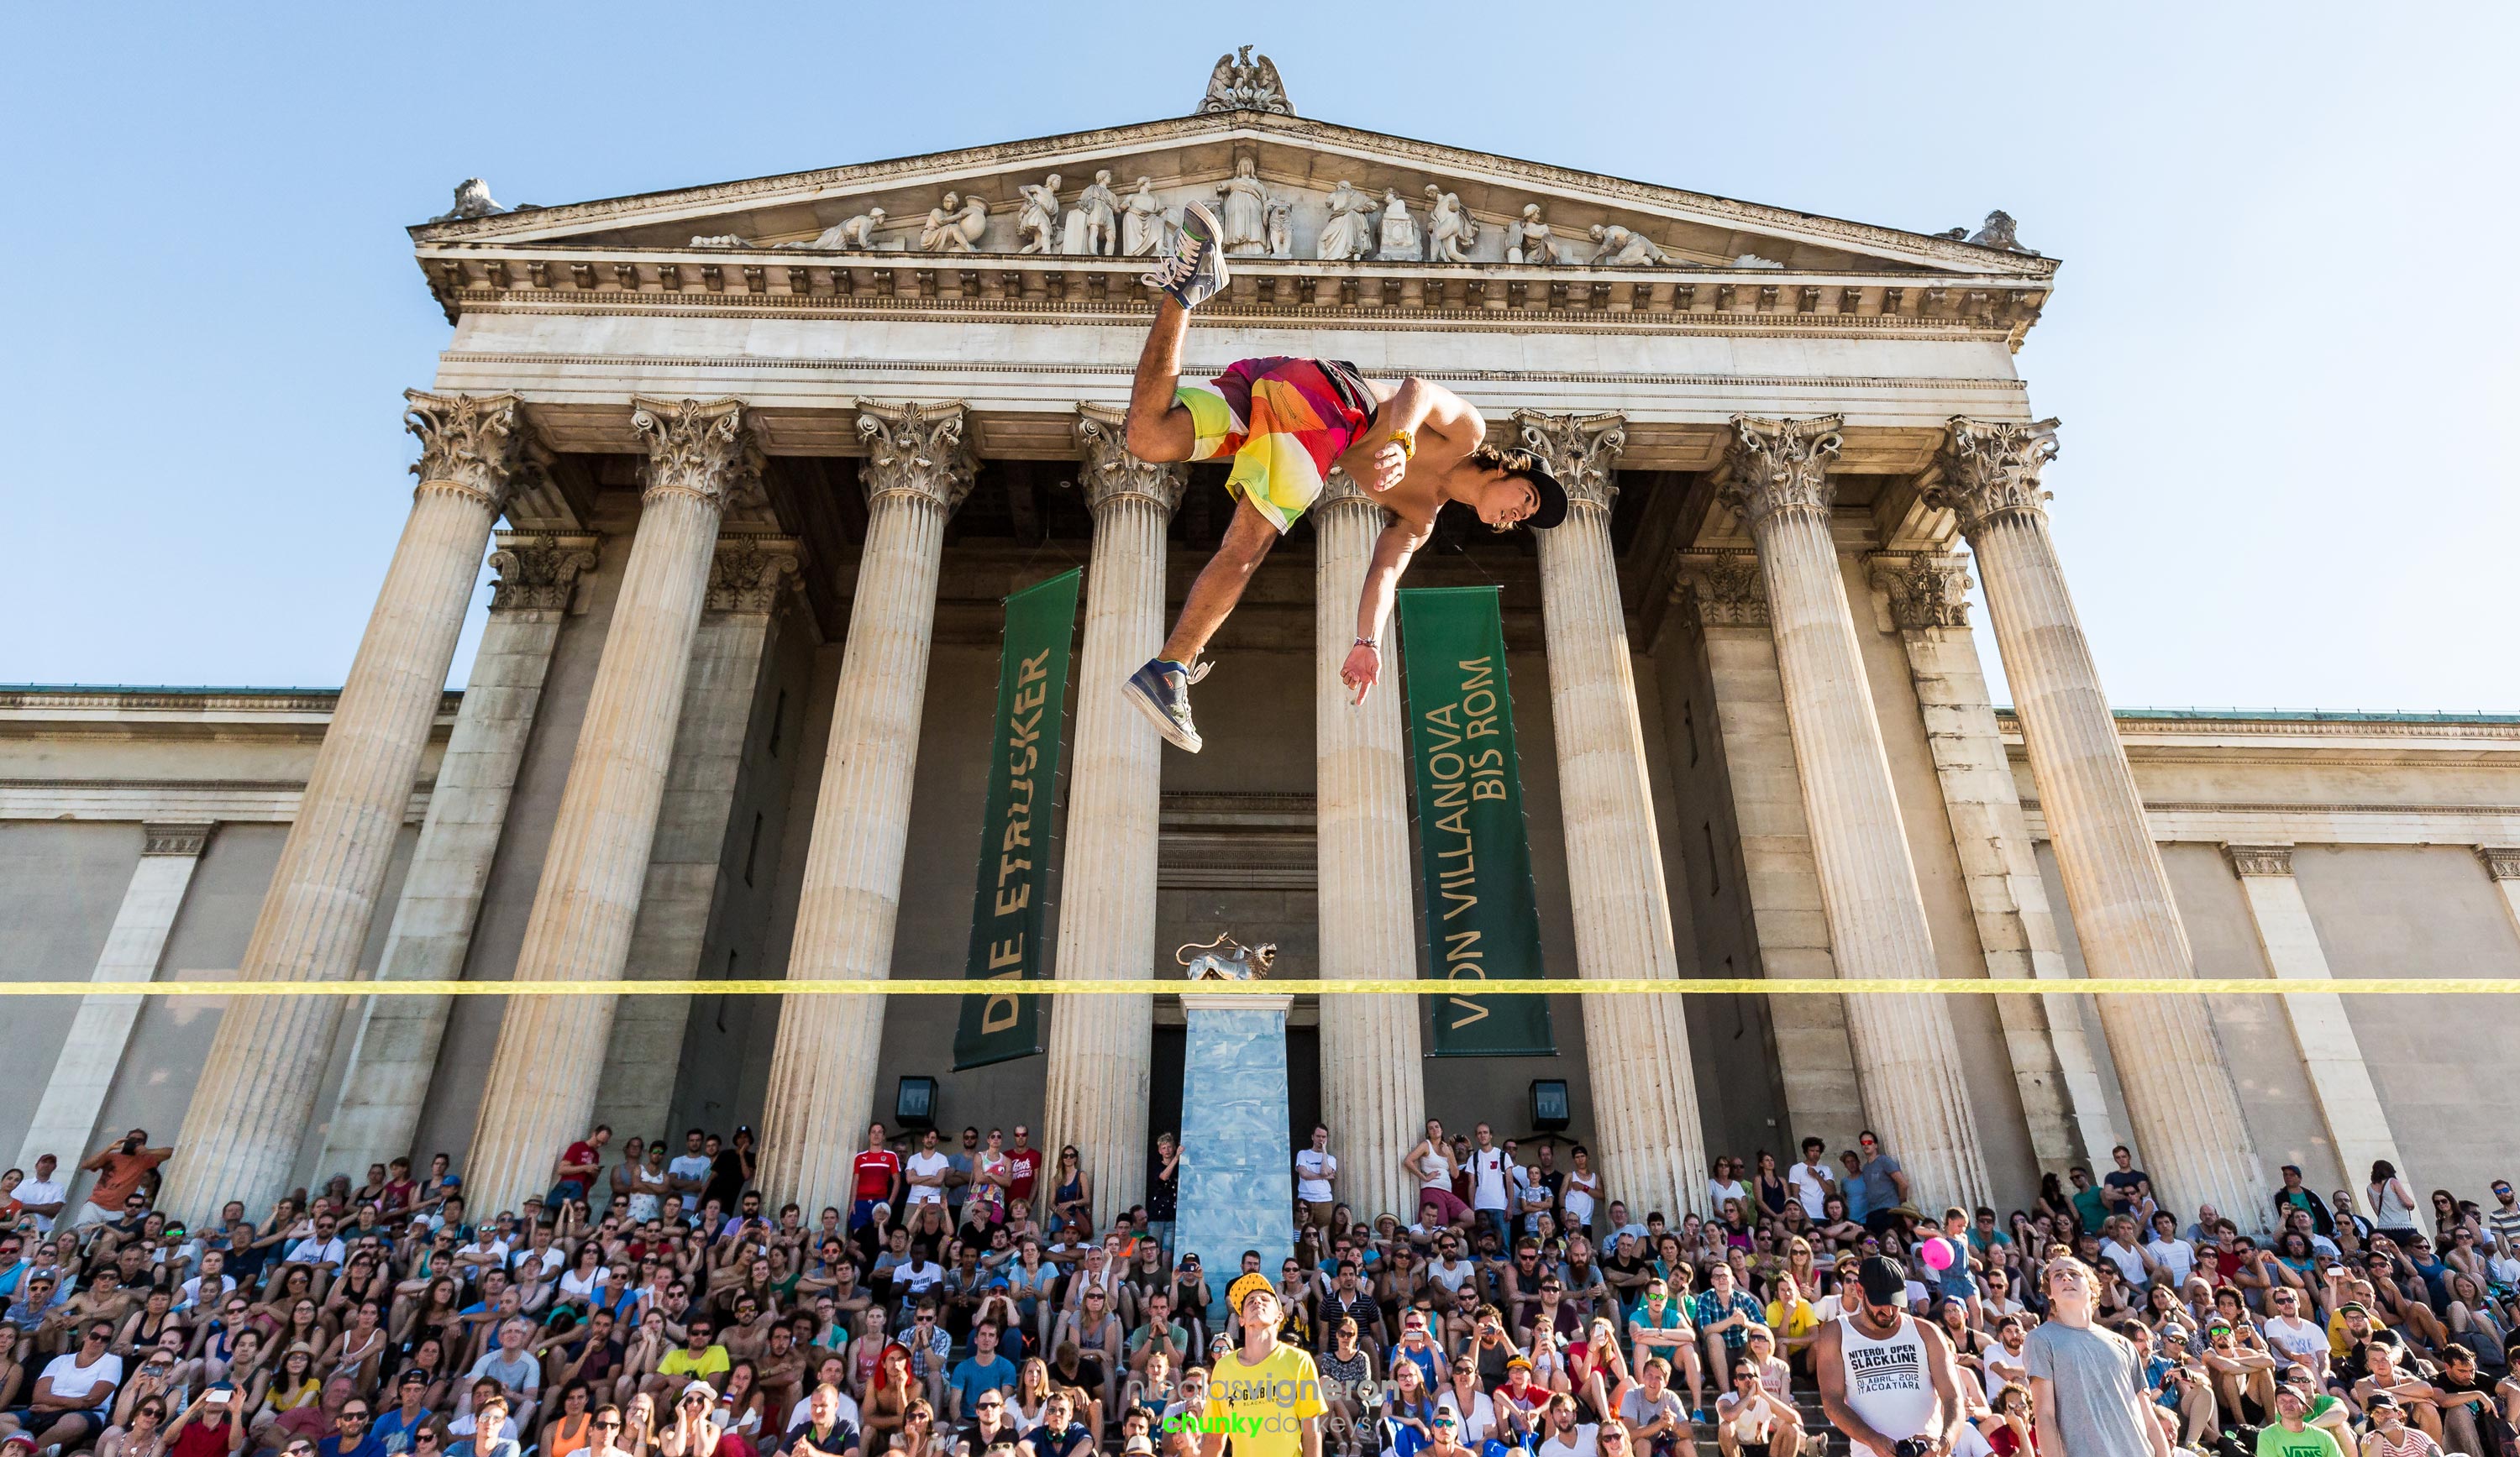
[1388,428,1416,461]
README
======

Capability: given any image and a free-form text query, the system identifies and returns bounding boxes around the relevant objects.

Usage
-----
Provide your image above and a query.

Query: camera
[1891,1441,1931,1457]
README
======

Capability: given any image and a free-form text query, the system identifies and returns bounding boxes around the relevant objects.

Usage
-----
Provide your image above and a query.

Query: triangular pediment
[413,110,2052,280]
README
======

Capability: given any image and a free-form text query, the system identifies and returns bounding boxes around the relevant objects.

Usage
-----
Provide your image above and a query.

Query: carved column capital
[487,532,600,612]
[1074,404,1184,516]
[1671,551,1768,629]
[404,390,548,512]
[630,397,767,512]
[2479,846,2520,882]
[1924,416,2061,540]
[140,821,217,857]
[1718,414,1843,529]
[1872,553,1975,630]
[857,401,978,514]
[2222,843,2297,878]
[707,535,804,613]
[1511,410,1627,515]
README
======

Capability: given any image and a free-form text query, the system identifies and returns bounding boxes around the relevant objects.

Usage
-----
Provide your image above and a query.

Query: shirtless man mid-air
[1120,200,1567,752]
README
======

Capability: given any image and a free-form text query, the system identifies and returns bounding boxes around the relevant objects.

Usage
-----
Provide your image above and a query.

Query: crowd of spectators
[1,1114,2516,1457]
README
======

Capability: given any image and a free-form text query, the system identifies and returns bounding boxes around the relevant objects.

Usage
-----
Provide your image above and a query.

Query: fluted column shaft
[464,399,758,1214]
[162,393,536,1221]
[1040,411,1176,1221]
[1312,474,1426,1224]
[1724,417,1989,1213]
[320,535,594,1180]
[1929,417,2265,1223]
[1519,411,1710,1220]
[758,404,973,1214]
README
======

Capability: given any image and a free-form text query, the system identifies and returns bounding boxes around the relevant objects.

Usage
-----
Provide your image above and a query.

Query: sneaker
[1124,656,1210,752]
[1140,201,1229,309]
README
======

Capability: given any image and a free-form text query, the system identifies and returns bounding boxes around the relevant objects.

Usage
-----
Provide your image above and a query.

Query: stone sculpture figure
[1177,930,1278,981]
[1588,223,1671,266]
[921,191,989,253]
[1264,196,1294,259]
[690,233,750,248]
[1315,181,1373,261]
[779,209,886,250]
[1016,176,1063,254]
[1121,177,1166,257]
[429,177,513,223]
[1215,155,1274,255]
[1074,170,1121,257]
[1966,209,2035,254]
[1504,204,1557,265]
[1378,190,1420,260]
[1198,45,1296,116]
[1424,186,1478,262]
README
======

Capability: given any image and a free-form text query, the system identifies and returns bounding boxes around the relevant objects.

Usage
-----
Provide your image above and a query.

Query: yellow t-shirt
[660,1344,732,1381]
[1205,1341,1326,1457]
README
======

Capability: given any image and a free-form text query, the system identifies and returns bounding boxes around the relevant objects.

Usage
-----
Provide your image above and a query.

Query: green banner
[953,569,1081,1069]
[1398,586,1555,1056]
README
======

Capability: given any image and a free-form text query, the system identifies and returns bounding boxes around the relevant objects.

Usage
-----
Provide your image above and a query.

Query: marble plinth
[1173,992,1295,1329]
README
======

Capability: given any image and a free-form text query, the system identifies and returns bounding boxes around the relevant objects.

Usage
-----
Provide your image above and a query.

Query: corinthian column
[1040,405,1180,1223]
[1311,469,1427,1224]
[464,398,762,1214]
[758,404,974,1213]
[162,392,542,1220]
[320,533,598,1179]
[1719,416,1987,1213]
[1924,417,2265,1220]
[1516,410,1710,1219]
[1872,553,2117,1171]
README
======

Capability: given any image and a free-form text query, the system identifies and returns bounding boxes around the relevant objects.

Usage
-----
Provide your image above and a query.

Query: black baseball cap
[1856,1255,1908,1308]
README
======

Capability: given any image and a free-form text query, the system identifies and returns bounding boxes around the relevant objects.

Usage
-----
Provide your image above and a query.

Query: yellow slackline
[0,977,2508,997]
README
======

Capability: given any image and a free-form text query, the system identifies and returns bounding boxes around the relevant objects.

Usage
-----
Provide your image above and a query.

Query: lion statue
[1176,930,1277,981]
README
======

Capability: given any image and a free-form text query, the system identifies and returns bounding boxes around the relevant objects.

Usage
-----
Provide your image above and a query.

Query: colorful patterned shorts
[1174,356,1379,532]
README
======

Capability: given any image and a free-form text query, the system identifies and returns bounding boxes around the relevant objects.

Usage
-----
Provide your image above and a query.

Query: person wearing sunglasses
[319,1397,386,1457]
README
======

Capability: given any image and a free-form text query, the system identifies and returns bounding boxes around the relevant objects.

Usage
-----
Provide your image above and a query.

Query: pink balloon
[1920,1236,1955,1271]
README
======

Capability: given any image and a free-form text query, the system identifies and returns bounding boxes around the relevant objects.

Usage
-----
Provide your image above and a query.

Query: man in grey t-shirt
[1615,1360,1689,1457]
[2026,1256,2168,1457]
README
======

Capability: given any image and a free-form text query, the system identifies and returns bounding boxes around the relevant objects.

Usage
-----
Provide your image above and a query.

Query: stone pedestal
[1174,992,1296,1329]
[1926,417,2265,1223]
[1039,406,1178,1224]
[162,392,540,1220]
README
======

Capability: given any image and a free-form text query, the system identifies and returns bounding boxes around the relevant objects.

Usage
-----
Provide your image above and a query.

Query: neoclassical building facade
[6,64,2517,1229]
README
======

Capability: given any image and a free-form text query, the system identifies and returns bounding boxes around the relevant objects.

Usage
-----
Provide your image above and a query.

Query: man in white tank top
[1813,1256,1964,1457]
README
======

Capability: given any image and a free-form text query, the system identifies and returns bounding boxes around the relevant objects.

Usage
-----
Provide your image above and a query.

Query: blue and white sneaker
[1125,656,1212,752]
[1141,201,1229,310]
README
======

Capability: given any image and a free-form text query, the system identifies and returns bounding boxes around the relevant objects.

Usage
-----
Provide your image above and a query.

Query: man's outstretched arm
[1354,379,1484,491]
[1341,516,1436,704]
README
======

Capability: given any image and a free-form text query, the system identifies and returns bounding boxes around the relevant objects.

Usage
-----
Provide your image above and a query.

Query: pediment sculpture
[1198,46,1295,116]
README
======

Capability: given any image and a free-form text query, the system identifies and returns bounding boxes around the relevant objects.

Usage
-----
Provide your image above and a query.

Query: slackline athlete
[1121,201,1571,753]
[1199,1271,1326,1457]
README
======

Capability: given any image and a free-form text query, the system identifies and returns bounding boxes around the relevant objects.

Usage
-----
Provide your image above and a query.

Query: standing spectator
[1294,1129,1338,1233]
[1147,1134,1179,1259]
[2368,1162,2423,1243]
[1853,1134,1909,1237]
[1784,1141,1834,1224]
[665,1136,712,1214]
[550,1130,611,1209]
[2103,1146,2156,1224]
[74,1134,173,1232]
[944,1129,979,1228]
[848,1129,900,1233]
[1004,1129,1042,1214]
[17,1157,68,1235]
[1463,1129,1514,1254]
[904,1133,951,1213]
[702,1132,753,1217]
[2025,1257,2165,1457]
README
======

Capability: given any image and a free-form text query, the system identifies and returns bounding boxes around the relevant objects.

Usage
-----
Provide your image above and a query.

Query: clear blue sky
[5,4,2513,710]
